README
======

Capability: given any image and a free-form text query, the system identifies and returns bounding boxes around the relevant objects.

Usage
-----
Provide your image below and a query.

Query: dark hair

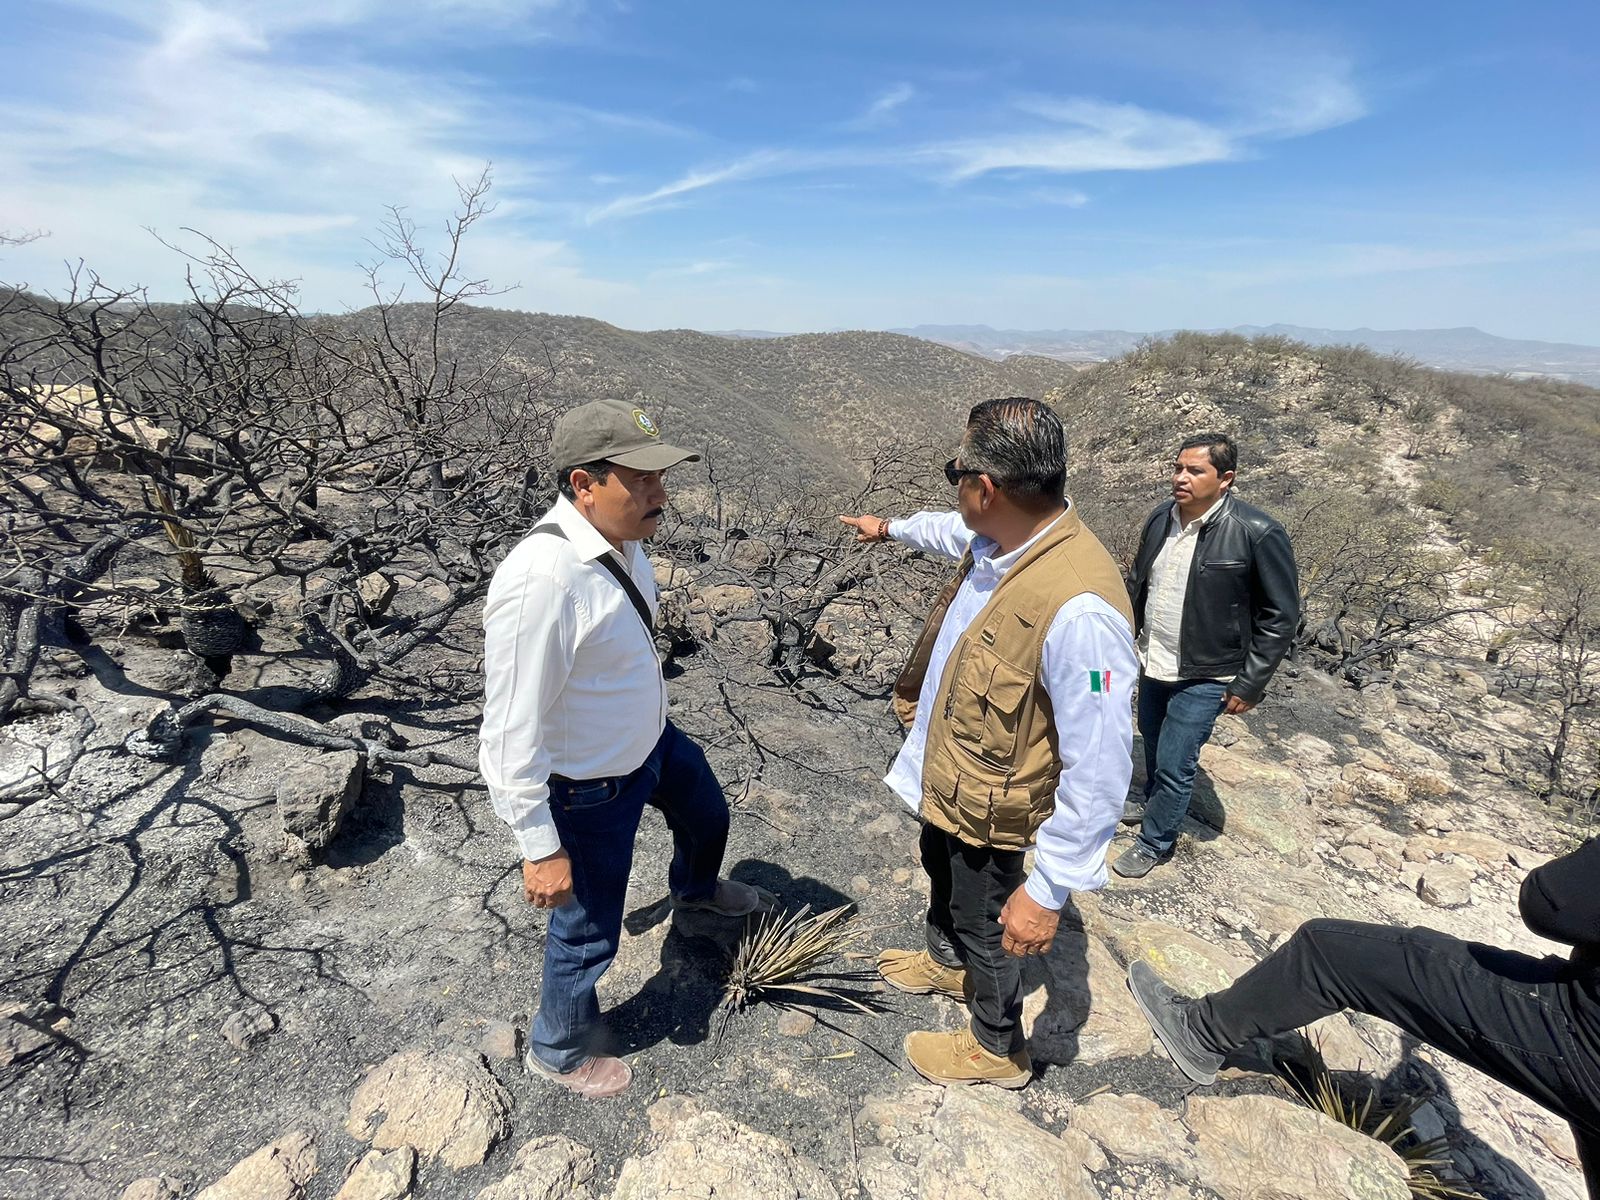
[1177,433,1237,477]
[959,397,1067,510]
[557,460,612,501]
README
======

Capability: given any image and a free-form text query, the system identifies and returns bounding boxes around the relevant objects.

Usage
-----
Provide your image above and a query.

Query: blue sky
[2,0,1596,341]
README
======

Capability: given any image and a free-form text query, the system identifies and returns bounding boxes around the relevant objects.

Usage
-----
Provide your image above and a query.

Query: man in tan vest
[840,397,1137,1088]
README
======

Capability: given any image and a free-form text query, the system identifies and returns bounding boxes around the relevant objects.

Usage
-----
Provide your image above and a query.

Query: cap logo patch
[633,408,659,438]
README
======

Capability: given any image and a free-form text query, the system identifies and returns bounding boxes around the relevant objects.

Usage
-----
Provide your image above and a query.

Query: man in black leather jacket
[1114,433,1300,878]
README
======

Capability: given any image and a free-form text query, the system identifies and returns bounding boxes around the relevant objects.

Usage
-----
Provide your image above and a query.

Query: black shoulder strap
[533,523,654,633]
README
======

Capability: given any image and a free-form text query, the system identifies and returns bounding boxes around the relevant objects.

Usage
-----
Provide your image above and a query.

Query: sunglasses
[944,458,985,487]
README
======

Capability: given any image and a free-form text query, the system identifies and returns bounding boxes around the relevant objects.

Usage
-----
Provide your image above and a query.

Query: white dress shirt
[884,508,1137,907]
[1138,500,1232,683]
[479,495,666,861]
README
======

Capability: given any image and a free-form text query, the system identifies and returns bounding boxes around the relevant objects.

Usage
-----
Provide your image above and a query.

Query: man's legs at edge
[1134,676,1226,859]
[1138,917,1600,1196]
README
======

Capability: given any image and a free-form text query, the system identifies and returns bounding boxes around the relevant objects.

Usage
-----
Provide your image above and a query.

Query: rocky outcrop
[1185,1094,1411,1200]
[474,1135,596,1200]
[611,1109,837,1200]
[856,1084,1098,1200]
[1193,742,1313,860]
[345,1047,512,1169]
[196,1130,317,1200]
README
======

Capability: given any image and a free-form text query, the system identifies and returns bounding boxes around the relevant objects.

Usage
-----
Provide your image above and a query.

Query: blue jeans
[529,721,728,1072]
[1136,675,1227,857]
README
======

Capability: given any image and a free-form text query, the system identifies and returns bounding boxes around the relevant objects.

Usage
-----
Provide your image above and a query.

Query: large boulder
[196,1130,317,1200]
[611,1110,836,1200]
[1071,1092,1196,1178]
[1193,744,1312,860]
[1186,1094,1410,1200]
[1022,929,1153,1065]
[277,749,364,864]
[475,1136,596,1200]
[1110,919,1253,997]
[855,1084,1098,1200]
[346,1048,512,1169]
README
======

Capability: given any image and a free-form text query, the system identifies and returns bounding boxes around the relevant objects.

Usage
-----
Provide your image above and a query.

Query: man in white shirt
[840,397,1137,1089]
[1114,433,1300,879]
[480,399,764,1099]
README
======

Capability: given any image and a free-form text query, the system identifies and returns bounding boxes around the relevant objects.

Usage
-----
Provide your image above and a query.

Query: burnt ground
[0,607,1259,1200]
[4,601,1570,1199]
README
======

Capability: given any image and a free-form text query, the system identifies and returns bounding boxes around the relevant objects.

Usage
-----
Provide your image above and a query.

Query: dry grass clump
[721,904,871,1015]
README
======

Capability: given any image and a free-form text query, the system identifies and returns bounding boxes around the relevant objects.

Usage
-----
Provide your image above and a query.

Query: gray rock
[0,1000,73,1067]
[197,1129,317,1200]
[856,1084,1098,1200]
[1418,864,1474,909]
[1072,1093,1196,1178]
[1186,1094,1409,1200]
[611,1110,837,1200]
[1191,744,1312,859]
[1022,929,1153,1065]
[475,1136,595,1200]
[775,1009,816,1037]
[477,1019,520,1061]
[220,1005,277,1050]
[346,1047,512,1169]
[358,571,398,616]
[335,1147,415,1200]
[277,749,364,865]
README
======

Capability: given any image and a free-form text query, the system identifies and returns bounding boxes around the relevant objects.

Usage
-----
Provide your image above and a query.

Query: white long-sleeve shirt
[479,495,666,861]
[884,508,1137,907]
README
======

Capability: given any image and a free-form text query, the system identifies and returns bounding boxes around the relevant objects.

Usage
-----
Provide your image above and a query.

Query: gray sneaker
[1127,960,1225,1085]
[1119,800,1145,827]
[1112,843,1161,878]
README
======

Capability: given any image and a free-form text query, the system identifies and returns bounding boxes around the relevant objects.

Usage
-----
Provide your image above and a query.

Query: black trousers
[1190,918,1600,1197]
[920,822,1026,1056]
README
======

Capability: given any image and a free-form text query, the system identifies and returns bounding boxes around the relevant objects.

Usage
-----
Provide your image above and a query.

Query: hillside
[5,292,1600,1199]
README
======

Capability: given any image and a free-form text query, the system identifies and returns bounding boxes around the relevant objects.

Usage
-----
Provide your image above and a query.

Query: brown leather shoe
[523,1051,633,1098]
[877,949,971,1000]
[904,1027,1032,1090]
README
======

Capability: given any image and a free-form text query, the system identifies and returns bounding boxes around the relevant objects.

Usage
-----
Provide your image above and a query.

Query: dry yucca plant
[1280,1052,1478,1199]
[721,904,874,1016]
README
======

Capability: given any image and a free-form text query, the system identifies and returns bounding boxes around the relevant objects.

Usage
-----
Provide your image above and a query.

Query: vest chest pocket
[946,643,1034,762]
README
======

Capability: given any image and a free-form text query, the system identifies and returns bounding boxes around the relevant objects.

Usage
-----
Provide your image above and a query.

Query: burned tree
[0,172,555,793]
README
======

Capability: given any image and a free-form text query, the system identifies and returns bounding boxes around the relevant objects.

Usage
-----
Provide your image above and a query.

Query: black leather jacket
[1127,493,1300,704]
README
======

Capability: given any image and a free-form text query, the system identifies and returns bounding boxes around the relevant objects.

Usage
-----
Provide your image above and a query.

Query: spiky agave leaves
[721,904,873,1017]
[1280,1049,1479,1199]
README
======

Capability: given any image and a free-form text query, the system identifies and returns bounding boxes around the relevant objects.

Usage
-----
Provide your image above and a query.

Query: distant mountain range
[886,324,1600,386]
[710,323,1600,385]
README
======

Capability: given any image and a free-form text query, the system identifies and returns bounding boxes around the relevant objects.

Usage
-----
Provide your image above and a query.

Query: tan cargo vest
[894,509,1133,851]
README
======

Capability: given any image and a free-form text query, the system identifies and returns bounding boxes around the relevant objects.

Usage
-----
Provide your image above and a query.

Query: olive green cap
[551,399,701,473]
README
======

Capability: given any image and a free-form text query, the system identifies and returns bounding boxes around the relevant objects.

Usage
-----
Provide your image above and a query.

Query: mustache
[645,506,665,519]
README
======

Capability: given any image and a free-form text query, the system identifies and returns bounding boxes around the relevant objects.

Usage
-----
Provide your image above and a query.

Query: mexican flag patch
[1088,669,1111,694]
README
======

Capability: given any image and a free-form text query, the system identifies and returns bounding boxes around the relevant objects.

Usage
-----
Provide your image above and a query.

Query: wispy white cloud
[845,82,916,130]
[648,260,736,279]
[0,0,630,303]
[584,152,789,224]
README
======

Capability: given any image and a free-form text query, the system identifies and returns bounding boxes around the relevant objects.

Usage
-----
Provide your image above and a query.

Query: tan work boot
[904,1026,1032,1089]
[877,949,970,1000]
